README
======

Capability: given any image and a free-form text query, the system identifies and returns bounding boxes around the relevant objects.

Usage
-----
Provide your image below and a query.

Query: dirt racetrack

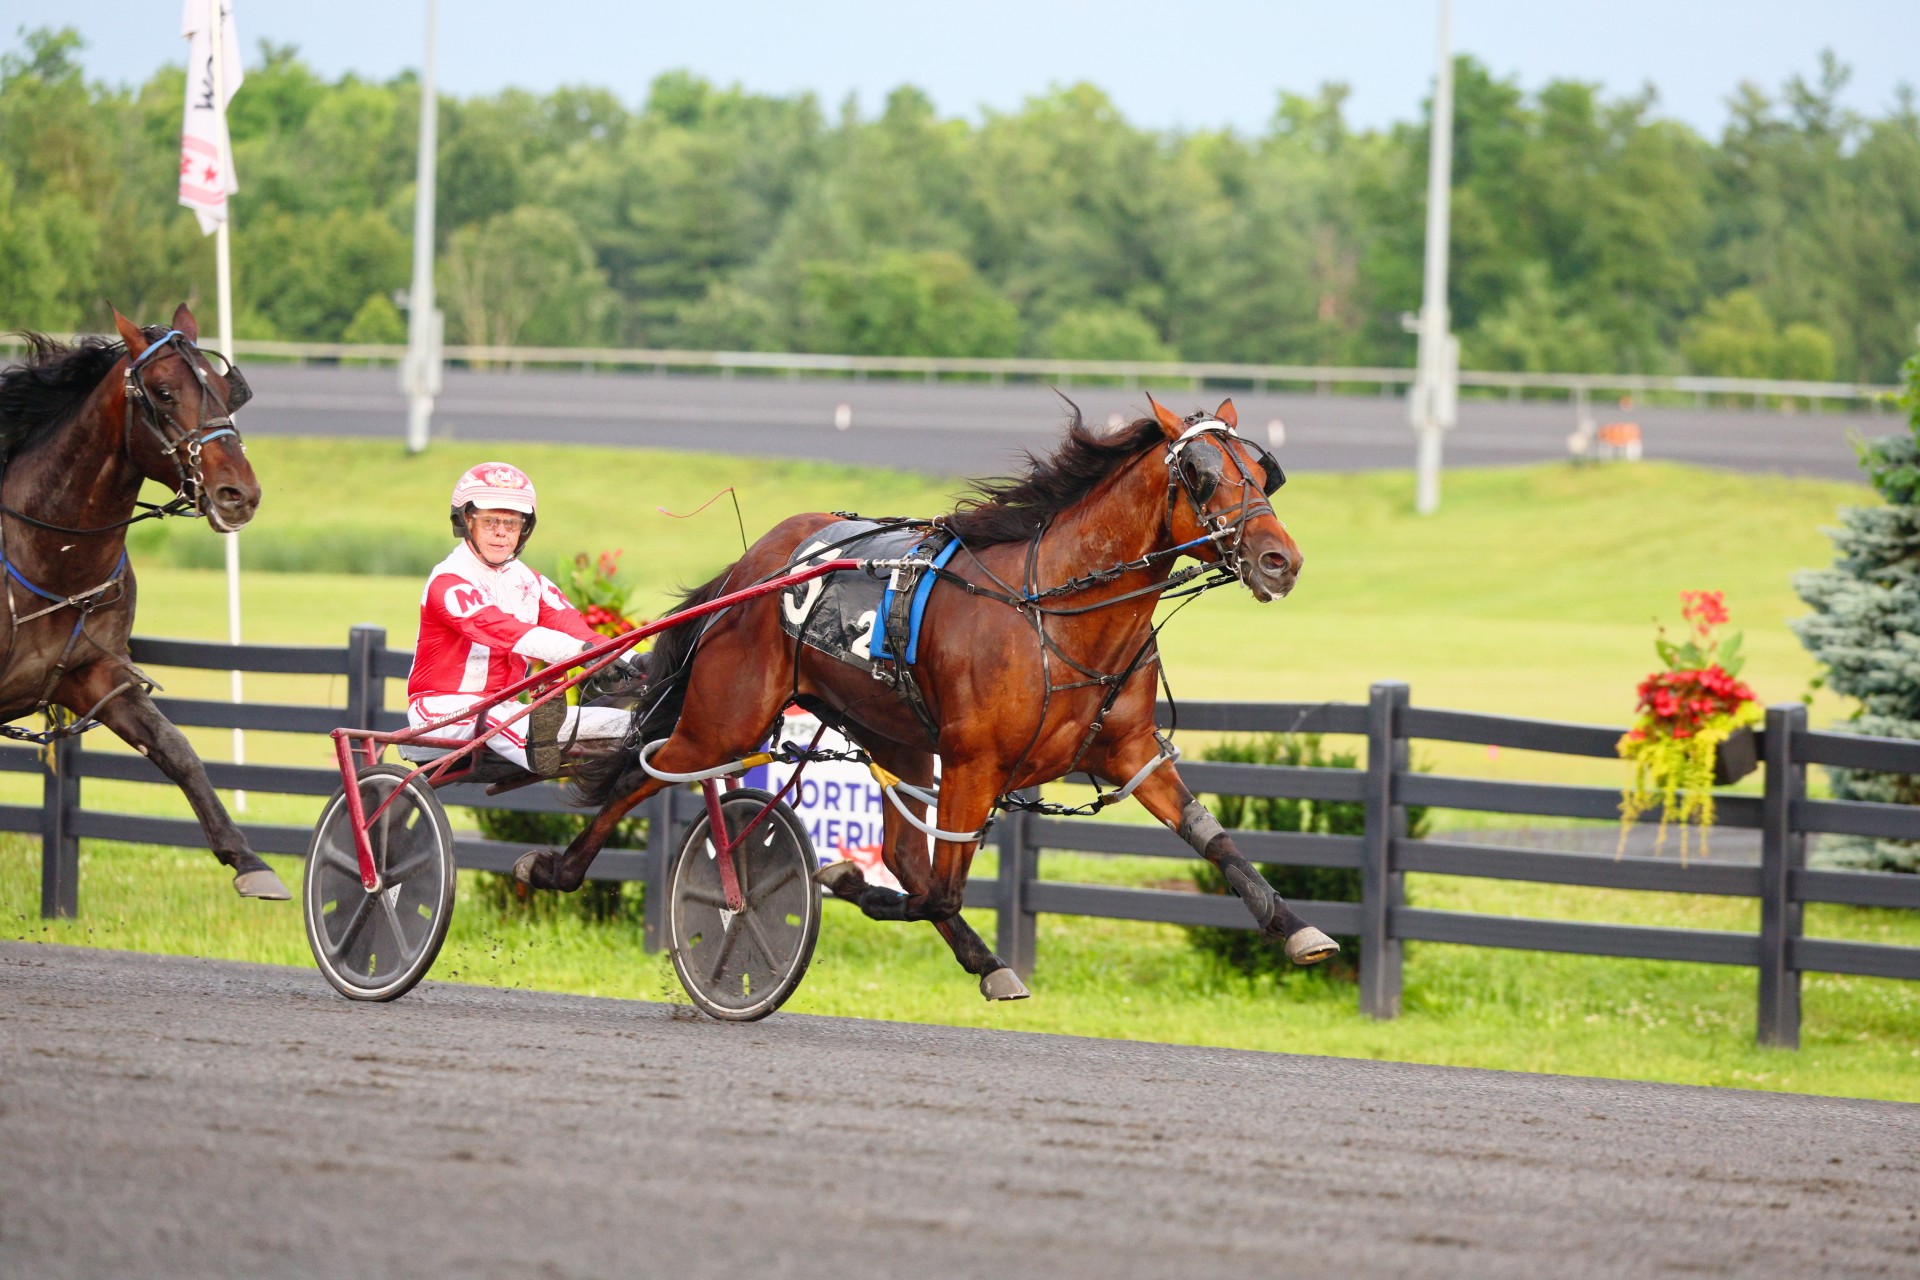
[1,942,1915,1278]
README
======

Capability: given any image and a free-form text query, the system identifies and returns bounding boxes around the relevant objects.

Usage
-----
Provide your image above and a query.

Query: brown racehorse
[0,305,280,899]
[532,395,1336,998]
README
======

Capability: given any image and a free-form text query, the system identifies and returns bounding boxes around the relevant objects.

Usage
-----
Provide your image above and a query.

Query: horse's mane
[943,404,1166,546]
[0,331,136,460]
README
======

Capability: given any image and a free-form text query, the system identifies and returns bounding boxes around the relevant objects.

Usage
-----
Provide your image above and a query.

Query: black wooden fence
[13,626,1920,1048]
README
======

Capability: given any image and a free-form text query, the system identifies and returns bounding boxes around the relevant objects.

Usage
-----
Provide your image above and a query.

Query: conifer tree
[1791,342,1920,871]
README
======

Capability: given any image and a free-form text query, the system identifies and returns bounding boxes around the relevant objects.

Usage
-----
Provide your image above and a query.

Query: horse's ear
[1146,393,1185,440]
[111,307,149,360]
[170,302,199,343]
[1214,398,1238,429]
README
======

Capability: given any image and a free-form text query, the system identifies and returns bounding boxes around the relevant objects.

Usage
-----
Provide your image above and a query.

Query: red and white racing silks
[406,541,626,768]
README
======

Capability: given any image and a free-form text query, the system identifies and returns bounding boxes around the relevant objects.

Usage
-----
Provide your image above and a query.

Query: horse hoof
[1285,926,1340,965]
[813,859,865,896]
[980,967,1030,1001]
[512,851,549,889]
[233,868,290,900]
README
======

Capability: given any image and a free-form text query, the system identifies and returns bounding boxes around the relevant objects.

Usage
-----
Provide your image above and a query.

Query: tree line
[4,27,1918,380]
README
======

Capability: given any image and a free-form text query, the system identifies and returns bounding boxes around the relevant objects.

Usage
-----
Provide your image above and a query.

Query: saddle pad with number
[777,520,957,672]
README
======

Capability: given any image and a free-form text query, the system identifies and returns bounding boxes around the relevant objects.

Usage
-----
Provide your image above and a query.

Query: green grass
[2,436,1914,1099]
[5,836,1916,1101]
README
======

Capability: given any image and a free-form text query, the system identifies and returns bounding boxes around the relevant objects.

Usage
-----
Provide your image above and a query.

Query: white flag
[179,0,243,235]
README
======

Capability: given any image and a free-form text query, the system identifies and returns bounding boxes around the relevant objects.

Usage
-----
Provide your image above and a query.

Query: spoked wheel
[668,787,821,1021]
[304,764,456,1002]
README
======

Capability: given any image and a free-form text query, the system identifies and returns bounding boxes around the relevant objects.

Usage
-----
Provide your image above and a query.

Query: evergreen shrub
[1791,345,1920,872]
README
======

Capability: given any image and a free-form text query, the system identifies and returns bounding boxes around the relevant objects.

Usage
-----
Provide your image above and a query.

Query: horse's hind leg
[814,740,1027,1000]
[518,766,667,892]
[529,646,795,893]
[68,662,288,900]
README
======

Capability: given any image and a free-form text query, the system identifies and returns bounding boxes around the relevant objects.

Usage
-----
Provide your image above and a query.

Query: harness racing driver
[406,462,635,772]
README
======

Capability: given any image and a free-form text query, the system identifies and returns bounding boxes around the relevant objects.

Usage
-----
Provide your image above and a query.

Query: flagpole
[403,0,441,453]
[209,0,246,809]
[1411,0,1457,517]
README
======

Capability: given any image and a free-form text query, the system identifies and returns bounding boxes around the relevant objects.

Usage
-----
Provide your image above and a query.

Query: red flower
[1681,589,1730,635]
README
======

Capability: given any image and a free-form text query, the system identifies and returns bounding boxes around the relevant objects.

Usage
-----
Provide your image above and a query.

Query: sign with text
[743,707,933,893]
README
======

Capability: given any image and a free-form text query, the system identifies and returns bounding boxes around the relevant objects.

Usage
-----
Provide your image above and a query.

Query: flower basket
[1618,591,1761,860]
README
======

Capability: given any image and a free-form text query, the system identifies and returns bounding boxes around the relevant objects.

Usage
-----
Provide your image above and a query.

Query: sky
[12,1,1918,137]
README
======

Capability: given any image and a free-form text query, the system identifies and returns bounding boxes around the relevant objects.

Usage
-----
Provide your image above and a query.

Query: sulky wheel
[668,787,821,1021]
[304,763,457,1002]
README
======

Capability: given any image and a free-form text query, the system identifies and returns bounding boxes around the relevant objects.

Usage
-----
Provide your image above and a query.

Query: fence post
[995,803,1036,978]
[641,788,675,953]
[1758,702,1806,1048]
[39,735,80,919]
[1359,681,1409,1019]
[346,624,387,732]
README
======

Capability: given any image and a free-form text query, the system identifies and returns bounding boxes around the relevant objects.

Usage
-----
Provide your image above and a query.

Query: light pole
[1410,0,1458,516]
[402,0,442,453]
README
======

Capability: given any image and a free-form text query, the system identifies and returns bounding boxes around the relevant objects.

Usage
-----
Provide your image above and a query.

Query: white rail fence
[0,335,1898,411]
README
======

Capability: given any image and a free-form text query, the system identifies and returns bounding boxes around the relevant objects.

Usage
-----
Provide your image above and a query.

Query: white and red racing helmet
[450,461,538,558]
[451,461,537,515]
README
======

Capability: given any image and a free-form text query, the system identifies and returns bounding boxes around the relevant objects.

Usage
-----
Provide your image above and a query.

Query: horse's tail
[570,565,737,808]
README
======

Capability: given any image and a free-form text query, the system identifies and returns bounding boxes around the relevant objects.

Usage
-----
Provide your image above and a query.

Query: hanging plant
[555,549,643,637]
[1617,590,1761,861]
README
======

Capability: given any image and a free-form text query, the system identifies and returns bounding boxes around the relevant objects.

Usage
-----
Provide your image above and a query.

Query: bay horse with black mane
[529,394,1335,998]
[0,305,280,899]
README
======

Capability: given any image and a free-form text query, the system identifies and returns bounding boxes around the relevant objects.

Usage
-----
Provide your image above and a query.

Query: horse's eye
[155,387,173,402]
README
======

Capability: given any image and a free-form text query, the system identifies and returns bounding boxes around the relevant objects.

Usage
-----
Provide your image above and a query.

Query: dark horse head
[109,303,261,531]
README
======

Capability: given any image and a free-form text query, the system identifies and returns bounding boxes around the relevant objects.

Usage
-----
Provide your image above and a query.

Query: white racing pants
[407,694,630,772]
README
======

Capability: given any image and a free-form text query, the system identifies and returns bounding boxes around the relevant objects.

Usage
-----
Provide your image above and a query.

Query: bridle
[1162,413,1286,587]
[122,328,250,523]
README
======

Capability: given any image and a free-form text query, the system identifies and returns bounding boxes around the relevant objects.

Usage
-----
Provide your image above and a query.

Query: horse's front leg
[66,661,288,900]
[814,742,1026,1000]
[1089,732,1337,965]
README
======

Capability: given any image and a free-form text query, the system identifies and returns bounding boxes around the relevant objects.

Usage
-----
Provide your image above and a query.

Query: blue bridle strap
[126,330,184,371]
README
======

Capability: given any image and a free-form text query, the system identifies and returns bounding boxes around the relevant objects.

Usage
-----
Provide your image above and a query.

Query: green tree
[796,249,1018,357]
[1042,305,1174,362]
[1790,346,1920,871]
[0,163,91,331]
[238,207,407,341]
[1684,289,1836,381]
[1465,261,1611,372]
[440,205,614,350]
[2,29,1910,376]
[342,291,406,345]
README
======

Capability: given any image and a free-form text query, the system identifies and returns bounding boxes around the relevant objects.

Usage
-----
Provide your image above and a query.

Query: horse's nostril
[1260,551,1296,578]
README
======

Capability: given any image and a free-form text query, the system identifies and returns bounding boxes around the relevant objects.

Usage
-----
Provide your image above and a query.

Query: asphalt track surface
[241,365,1889,482]
[3,943,1916,1279]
